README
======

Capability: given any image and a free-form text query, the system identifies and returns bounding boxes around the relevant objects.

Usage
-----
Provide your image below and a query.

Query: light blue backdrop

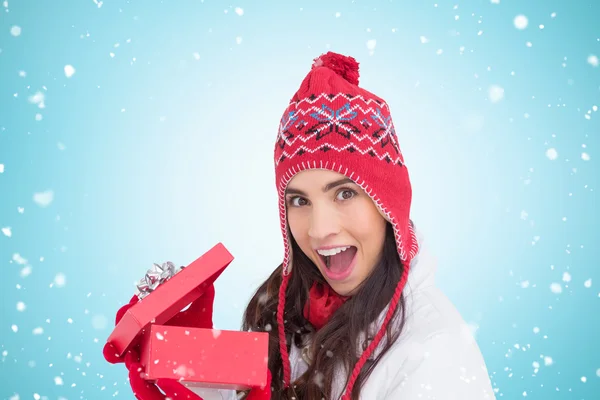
[1,0,598,399]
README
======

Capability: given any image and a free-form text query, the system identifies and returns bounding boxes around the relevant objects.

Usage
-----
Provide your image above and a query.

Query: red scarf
[303,282,349,330]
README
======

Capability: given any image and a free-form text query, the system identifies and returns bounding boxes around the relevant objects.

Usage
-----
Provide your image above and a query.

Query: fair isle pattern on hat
[273,52,419,400]
[275,94,404,167]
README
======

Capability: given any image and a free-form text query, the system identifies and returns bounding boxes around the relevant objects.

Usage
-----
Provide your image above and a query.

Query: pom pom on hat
[312,52,360,86]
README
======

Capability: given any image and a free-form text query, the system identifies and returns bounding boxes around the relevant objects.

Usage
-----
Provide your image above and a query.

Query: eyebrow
[285,177,355,196]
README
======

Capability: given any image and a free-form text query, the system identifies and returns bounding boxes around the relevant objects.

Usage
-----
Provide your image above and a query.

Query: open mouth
[317,246,358,280]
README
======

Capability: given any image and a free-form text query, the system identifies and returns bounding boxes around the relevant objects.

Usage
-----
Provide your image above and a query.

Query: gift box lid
[108,242,234,357]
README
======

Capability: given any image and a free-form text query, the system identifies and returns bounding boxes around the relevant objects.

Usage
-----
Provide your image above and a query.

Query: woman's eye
[337,189,356,201]
[288,196,308,207]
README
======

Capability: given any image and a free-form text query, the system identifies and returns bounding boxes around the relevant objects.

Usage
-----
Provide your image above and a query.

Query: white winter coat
[187,232,497,399]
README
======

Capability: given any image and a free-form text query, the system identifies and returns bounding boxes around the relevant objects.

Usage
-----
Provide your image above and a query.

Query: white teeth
[317,246,351,257]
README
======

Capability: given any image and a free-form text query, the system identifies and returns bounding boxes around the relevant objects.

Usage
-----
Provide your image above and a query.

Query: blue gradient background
[1,0,598,399]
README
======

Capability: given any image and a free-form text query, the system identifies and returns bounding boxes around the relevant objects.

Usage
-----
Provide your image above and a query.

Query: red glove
[103,284,271,400]
[246,368,272,400]
[103,284,215,400]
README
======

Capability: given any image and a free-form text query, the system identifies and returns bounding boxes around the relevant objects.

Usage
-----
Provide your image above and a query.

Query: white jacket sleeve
[383,332,497,400]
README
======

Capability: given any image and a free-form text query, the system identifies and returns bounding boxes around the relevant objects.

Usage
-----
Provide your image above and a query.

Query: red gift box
[107,242,269,389]
[140,325,269,390]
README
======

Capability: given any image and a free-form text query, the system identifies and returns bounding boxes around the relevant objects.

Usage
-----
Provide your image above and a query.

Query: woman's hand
[103,284,216,399]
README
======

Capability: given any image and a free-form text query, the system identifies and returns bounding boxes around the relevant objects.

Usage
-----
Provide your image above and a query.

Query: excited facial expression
[285,169,388,296]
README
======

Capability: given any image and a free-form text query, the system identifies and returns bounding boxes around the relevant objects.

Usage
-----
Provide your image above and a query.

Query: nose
[308,203,341,241]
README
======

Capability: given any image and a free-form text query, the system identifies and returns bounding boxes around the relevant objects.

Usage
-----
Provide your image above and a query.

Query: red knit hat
[273,52,419,399]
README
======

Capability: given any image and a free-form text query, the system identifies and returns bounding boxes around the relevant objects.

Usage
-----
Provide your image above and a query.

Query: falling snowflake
[33,190,54,207]
[489,85,504,103]
[366,39,376,55]
[64,64,76,78]
[28,91,45,108]
[10,25,21,36]
[514,15,528,30]
[545,148,558,160]
[53,273,66,287]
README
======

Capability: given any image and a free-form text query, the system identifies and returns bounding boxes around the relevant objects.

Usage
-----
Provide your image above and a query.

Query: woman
[104,52,497,399]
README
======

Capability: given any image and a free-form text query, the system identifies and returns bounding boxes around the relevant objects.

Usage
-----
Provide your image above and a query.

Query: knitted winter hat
[273,52,419,399]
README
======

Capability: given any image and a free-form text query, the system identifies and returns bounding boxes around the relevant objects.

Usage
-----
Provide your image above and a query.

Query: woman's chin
[327,278,359,297]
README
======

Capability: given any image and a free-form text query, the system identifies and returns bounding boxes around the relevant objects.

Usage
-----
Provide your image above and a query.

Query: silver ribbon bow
[135,261,184,300]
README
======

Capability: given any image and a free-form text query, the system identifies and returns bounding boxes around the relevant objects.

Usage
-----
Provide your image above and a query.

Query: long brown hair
[240,222,407,399]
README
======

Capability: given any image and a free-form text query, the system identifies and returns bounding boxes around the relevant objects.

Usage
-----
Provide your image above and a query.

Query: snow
[53,273,66,287]
[20,266,32,277]
[550,283,562,294]
[33,190,54,207]
[545,148,558,160]
[513,15,528,30]
[63,64,76,78]
[9,25,20,36]
[28,91,45,108]
[0,4,596,399]
[488,85,504,103]
[366,39,376,56]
